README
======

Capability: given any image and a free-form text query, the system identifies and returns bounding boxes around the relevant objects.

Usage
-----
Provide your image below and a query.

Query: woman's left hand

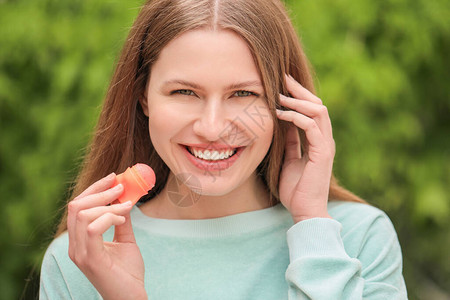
[277,74,335,223]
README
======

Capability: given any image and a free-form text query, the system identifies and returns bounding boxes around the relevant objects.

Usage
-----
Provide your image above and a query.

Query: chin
[195,173,255,198]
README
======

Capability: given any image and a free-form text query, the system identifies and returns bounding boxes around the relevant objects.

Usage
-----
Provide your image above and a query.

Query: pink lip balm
[113,163,156,205]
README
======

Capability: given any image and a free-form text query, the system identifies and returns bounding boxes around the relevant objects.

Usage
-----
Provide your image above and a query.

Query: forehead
[149,29,261,86]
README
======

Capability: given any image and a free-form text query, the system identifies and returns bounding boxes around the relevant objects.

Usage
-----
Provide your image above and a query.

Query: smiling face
[142,29,274,197]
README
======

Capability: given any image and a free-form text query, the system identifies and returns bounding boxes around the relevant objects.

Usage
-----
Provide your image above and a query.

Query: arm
[285,209,407,299]
[66,174,147,300]
[39,233,103,300]
[40,249,73,300]
[277,75,406,299]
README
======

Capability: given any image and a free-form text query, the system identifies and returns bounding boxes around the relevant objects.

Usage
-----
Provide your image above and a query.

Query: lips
[181,144,243,171]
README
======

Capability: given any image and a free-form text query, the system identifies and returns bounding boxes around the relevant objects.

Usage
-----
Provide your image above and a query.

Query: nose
[192,99,230,141]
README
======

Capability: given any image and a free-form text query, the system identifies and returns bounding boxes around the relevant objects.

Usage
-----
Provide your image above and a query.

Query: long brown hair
[55,0,363,236]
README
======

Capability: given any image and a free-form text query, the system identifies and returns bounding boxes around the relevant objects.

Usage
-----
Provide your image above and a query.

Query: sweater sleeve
[285,203,407,300]
[39,232,103,300]
[39,245,73,299]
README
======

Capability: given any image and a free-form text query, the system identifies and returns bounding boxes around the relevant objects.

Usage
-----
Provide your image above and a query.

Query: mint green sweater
[40,201,407,299]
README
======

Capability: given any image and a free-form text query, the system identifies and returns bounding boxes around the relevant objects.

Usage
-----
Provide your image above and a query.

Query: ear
[139,94,149,117]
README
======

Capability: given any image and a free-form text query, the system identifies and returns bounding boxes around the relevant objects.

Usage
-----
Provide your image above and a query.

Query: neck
[139,173,272,220]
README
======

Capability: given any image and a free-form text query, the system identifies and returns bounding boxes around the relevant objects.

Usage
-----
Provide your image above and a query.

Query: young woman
[40,0,407,299]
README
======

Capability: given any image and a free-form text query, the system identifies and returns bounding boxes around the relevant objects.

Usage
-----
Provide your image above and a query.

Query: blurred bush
[0,0,448,299]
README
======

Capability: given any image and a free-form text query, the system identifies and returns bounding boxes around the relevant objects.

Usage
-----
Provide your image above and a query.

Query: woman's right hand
[67,173,147,300]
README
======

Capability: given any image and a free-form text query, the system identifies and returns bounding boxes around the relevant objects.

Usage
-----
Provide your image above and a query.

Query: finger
[283,123,302,163]
[113,212,136,243]
[71,184,124,213]
[74,173,116,201]
[76,201,133,226]
[86,213,126,258]
[279,94,333,141]
[285,74,322,105]
[68,184,123,239]
[73,188,127,257]
[68,184,124,259]
[276,109,327,151]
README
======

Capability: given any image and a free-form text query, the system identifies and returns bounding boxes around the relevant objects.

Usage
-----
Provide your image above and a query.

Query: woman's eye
[233,90,257,97]
[173,89,194,96]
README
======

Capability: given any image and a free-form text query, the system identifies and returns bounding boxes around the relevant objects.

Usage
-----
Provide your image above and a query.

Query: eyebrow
[162,79,263,90]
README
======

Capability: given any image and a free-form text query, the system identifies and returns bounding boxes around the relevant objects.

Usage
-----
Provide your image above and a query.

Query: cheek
[148,102,177,120]
[147,105,178,146]
[233,100,274,144]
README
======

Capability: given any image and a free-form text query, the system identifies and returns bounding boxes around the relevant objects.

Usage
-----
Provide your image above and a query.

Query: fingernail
[122,201,132,207]
[112,184,123,191]
[106,172,116,180]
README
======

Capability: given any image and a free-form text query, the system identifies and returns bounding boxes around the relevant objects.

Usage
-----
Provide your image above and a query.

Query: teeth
[189,147,236,161]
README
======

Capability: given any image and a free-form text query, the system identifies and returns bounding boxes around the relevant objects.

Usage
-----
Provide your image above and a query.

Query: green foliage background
[0,0,448,299]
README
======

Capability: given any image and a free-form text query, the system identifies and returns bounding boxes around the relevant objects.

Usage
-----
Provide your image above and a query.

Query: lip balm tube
[113,163,156,205]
